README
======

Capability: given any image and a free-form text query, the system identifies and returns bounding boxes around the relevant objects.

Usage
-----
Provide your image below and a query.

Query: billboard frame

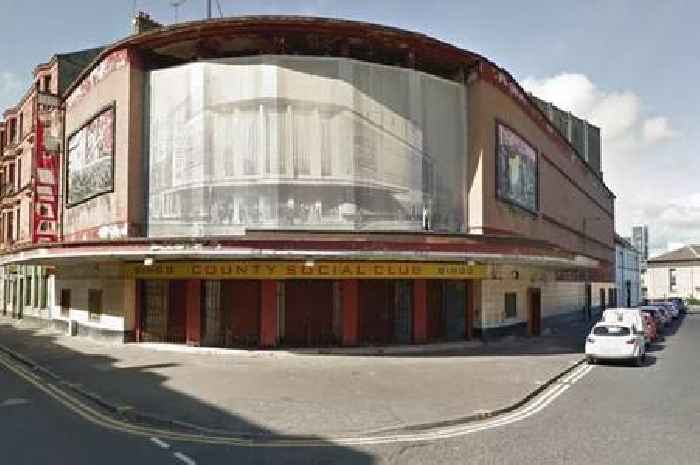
[65,101,116,209]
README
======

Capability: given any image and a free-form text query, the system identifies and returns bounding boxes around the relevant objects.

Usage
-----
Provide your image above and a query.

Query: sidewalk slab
[0,316,586,436]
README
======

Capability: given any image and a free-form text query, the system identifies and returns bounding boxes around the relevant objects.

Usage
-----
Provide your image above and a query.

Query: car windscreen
[593,326,631,336]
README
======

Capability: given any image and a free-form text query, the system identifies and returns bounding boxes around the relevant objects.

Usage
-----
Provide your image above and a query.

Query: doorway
[585,283,592,320]
[600,288,606,312]
[626,281,632,307]
[527,288,542,336]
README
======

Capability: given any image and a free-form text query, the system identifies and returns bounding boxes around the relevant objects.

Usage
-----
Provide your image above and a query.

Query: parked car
[640,307,664,335]
[660,302,680,319]
[668,297,687,314]
[602,308,645,334]
[585,322,646,366]
[641,313,657,345]
[646,305,671,327]
[650,300,681,319]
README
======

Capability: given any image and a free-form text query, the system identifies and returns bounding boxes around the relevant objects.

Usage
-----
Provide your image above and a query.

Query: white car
[602,307,645,333]
[585,323,646,366]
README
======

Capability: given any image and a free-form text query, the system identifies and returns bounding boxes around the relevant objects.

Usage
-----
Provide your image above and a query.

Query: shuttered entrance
[167,282,187,343]
[426,280,468,342]
[394,280,413,344]
[142,280,168,342]
[358,280,395,345]
[222,280,260,347]
[141,280,186,343]
[283,280,334,346]
[444,281,466,340]
[357,280,413,345]
[426,280,446,341]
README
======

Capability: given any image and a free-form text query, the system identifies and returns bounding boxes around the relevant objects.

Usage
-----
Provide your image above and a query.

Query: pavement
[0,350,373,465]
[0,315,591,437]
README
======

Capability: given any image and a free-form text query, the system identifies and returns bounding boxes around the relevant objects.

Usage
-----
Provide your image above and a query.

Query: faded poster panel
[66,106,115,207]
[147,56,467,237]
[496,123,537,213]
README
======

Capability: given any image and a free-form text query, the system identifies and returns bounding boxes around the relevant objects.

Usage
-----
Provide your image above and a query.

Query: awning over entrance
[0,232,600,270]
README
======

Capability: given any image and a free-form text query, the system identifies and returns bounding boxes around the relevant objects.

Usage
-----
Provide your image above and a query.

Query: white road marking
[338,364,596,445]
[0,348,594,447]
[0,398,30,407]
[173,451,197,465]
[566,365,593,385]
[150,437,170,449]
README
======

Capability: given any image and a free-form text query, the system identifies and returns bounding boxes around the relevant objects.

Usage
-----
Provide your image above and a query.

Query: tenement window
[669,269,677,292]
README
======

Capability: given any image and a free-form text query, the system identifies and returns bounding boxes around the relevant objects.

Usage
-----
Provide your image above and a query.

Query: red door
[358,280,395,345]
[221,280,260,347]
[168,281,187,343]
[528,288,542,336]
[284,280,334,346]
[426,280,446,341]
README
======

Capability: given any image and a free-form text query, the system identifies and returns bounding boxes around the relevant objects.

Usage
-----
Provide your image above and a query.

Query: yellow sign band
[125,261,488,280]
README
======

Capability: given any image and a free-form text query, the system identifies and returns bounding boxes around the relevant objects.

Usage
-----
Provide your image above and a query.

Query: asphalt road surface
[366,313,699,465]
[1,314,696,464]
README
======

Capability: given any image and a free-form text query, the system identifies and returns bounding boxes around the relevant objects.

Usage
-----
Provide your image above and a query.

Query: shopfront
[129,260,486,348]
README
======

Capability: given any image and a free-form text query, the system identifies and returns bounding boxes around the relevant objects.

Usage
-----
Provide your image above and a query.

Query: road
[0,359,182,465]
[368,313,700,465]
[0,315,697,464]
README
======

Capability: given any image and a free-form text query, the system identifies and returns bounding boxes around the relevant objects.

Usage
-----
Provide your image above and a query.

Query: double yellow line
[0,351,590,447]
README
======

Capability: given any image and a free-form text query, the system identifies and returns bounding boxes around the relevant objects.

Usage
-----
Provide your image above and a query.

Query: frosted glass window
[147,56,467,236]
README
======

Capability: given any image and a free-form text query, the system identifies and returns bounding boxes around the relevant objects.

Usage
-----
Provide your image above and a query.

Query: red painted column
[413,279,427,344]
[259,280,278,348]
[465,280,474,340]
[185,279,201,346]
[134,280,143,343]
[341,279,359,346]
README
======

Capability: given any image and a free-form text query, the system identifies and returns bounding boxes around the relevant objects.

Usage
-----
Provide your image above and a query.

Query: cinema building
[0,15,616,347]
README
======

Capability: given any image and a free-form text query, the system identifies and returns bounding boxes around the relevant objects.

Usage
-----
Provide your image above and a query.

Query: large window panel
[147,56,467,236]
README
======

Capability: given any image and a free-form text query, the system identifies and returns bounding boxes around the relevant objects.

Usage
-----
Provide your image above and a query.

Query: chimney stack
[132,11,163,35]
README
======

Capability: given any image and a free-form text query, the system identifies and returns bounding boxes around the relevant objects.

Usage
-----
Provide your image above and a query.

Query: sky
[0,0,695,256]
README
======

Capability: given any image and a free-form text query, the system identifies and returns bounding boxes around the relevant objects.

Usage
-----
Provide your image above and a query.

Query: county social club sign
[125,261,488,280]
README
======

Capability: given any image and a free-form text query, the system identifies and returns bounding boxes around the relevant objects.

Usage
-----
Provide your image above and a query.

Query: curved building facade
[0,15,616,348]
[148,55,466,236]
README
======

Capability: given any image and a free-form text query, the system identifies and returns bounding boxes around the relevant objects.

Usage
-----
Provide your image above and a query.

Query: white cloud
[522,72,677,146]
[627,195,700,257]
[642,116,678,143]
[522,72,686,254]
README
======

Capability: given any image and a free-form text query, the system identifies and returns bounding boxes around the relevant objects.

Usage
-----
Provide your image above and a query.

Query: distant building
[646,245,700,300]
[632,225,649,266]
[614,235,641,307]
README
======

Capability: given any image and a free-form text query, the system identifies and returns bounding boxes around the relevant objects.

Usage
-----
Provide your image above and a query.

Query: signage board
[125,260,489,280]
